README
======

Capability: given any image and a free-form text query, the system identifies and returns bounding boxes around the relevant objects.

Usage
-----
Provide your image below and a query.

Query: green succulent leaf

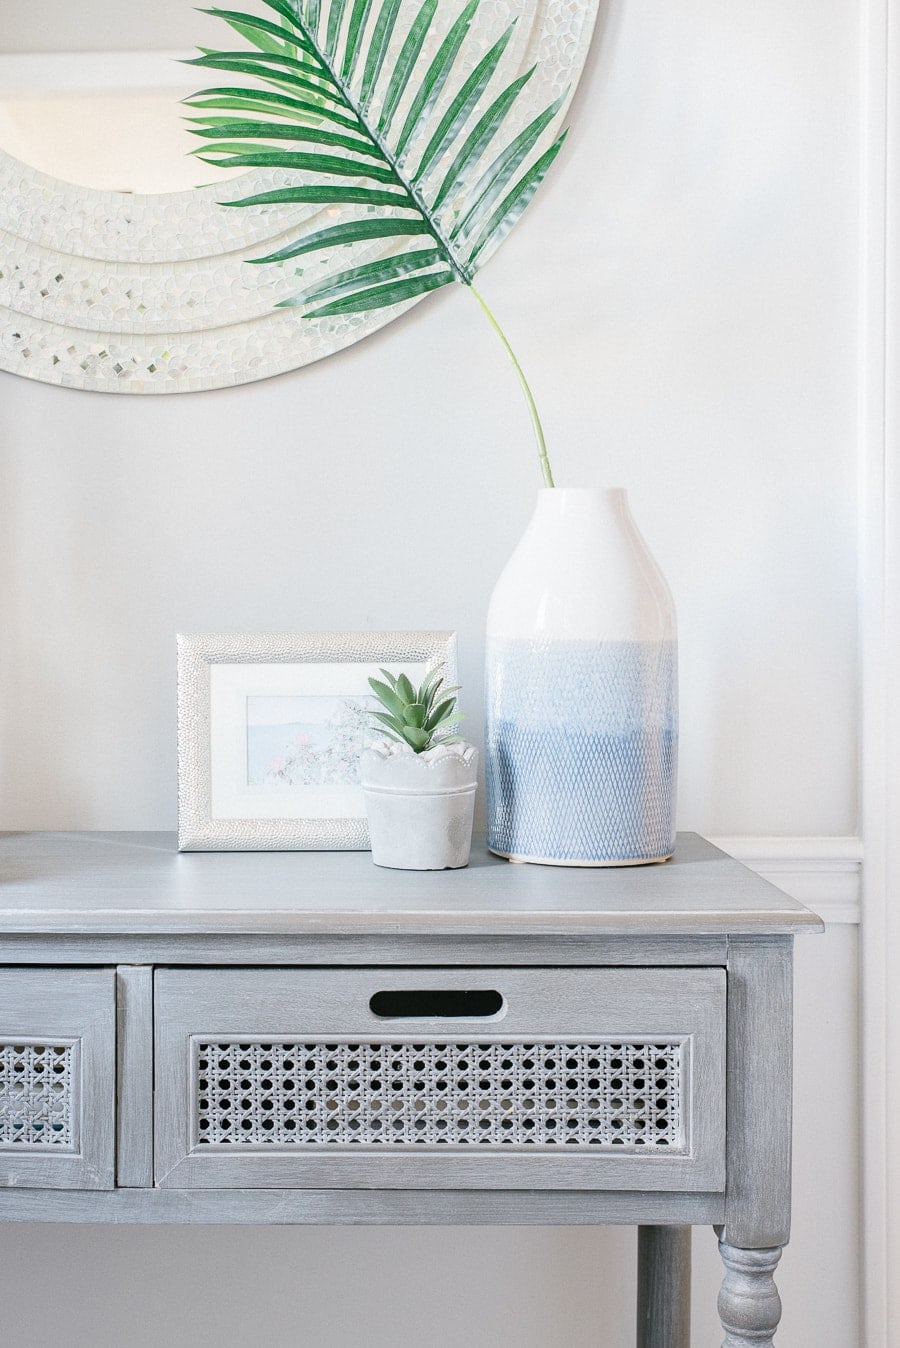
[417,670,444,707]
[368,677,407,720]
[395,673,415,704]
[370,710,405,735]
[366,662,464,752]
[375,727,407,746]
[423,696,457,732]
[431,722,468,744]
[400,725,430,751]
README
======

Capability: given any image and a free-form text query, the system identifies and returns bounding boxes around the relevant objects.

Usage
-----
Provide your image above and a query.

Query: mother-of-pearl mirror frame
[0,2,598,394]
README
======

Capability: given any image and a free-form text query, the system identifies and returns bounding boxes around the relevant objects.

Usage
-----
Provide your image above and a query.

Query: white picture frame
[176,630,458,851]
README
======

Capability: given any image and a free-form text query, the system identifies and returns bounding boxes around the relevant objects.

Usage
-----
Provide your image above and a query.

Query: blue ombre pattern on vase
[485,638,677,865]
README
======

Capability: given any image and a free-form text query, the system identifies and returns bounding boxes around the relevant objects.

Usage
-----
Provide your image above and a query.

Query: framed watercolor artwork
[176,630,458,851]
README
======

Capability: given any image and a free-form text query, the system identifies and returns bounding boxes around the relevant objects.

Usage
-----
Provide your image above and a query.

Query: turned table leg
[636,1225,691,1348]
[717,1240,783,1346]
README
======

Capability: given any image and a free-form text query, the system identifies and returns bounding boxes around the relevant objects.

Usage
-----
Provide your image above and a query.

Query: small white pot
[360,741,478,870]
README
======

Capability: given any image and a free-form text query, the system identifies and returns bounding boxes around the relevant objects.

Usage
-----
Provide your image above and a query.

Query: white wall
[0,1,862,1344]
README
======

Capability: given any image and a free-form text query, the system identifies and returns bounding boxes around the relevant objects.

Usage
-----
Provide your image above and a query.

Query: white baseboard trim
[707,836,863,924]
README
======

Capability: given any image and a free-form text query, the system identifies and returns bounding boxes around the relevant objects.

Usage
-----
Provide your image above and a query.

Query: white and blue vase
[485,487,677,866]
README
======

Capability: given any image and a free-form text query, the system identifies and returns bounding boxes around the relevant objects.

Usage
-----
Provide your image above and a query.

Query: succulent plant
[367,668,464,753]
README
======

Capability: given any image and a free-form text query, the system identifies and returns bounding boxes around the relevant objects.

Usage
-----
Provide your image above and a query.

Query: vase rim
[536,485,627,495]
[533,485,629,509]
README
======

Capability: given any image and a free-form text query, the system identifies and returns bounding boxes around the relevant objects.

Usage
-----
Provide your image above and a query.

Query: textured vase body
[485,488,677,866]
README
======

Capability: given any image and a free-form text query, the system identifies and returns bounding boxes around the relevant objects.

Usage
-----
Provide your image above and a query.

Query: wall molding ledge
[708,836,862,924]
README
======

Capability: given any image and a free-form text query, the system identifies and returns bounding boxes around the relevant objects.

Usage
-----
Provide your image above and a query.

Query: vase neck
[531,486,629,528]
[487,486,676,642]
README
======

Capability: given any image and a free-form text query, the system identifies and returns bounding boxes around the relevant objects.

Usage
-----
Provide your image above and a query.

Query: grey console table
[0,831,821,1347]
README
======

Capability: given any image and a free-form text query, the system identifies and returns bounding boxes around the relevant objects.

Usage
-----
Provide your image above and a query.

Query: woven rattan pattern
[196,1040,683,1149]
[0,1042,75,1147]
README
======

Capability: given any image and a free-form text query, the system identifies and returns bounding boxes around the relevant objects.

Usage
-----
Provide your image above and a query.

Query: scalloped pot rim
[360,742,479,794]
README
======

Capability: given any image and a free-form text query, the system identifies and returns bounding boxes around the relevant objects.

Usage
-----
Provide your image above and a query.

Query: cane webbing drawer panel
[154,967,725,1190]
[0,968,116,1189]
[194,1037,684,1150]
[0,1041,77,1148]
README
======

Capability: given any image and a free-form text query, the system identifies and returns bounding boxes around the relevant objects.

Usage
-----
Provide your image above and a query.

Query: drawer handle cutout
[369,990,504,1020]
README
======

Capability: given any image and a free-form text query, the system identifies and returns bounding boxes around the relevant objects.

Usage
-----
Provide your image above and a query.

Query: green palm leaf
[359,0,403,108]
[187,0,574,486]
[341,0,374,82]
[431,66,534,213]
[188,121,382,159]
[324,2,344,59]
[183,87,358,131]
[256,217,432,266]
[392,0,477,158]
[223,182,410,208]
[200,9,304,56]
[186,53,344,109]
[377,0,437,135]
[193,149,399,183]
[467,132,568,268]
[305,268,454,317]
[187,0,569,304]
[298,247,445,304]
[450,94,566,244]
[411,24,514,184]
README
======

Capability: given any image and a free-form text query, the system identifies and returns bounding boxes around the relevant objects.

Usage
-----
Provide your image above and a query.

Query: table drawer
[155,967,725,1191]
[0,967,115,1189]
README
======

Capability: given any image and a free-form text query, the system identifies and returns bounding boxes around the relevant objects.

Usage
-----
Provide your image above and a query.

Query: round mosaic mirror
[0,1,599,394]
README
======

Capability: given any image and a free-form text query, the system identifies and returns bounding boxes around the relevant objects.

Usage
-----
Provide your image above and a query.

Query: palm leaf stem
[470,284,554,488]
